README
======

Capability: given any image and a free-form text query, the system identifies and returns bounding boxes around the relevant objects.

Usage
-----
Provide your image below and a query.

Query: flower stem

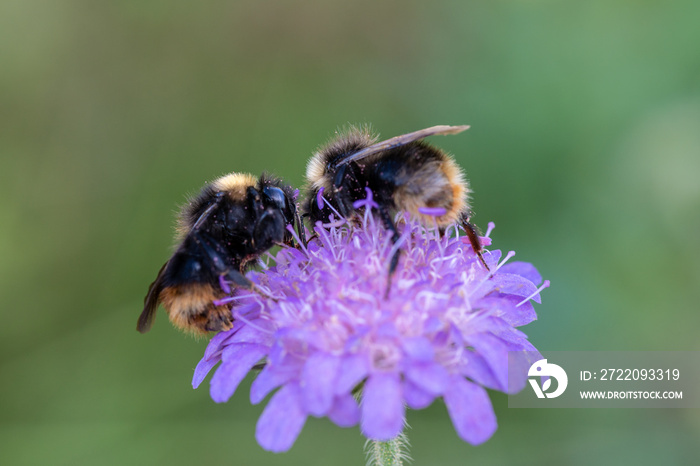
[365,432,409,466]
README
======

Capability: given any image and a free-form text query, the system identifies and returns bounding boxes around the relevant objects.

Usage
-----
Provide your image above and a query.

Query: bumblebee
[303,125,488,293]
[137,173,302,335]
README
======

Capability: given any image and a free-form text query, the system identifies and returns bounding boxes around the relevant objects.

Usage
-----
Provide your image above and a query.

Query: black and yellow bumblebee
[139,124,486,333]
[137,173,302,335]
[303,125,488,293]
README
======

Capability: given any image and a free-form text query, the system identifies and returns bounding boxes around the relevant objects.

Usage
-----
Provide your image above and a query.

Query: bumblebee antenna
[338,125,470,165]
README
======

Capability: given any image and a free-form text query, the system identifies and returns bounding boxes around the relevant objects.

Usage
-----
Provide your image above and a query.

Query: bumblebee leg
[305,232,319,244]
[191,231,230,274]
[201,302,234,333]
[299,212,318,244]
[460,215,489,271]
[377,206,401,299]
[294,209,307,246]
[189,231,276,301]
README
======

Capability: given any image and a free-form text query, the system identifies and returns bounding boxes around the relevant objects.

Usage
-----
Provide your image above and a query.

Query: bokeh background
[2,1,699,464]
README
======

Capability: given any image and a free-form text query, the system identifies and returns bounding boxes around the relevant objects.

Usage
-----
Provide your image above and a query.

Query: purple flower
[193,202,548,452]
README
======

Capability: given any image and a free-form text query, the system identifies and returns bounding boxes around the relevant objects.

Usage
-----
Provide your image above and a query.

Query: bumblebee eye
[263,186,287,211]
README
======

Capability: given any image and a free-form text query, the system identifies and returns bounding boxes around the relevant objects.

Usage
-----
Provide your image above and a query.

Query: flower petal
[461,352,501,391]
[444,375,497,445]
[229,319,275,345]
[493,273,539,302]
[507,349,543,394]
[334,353,369,395]
[301,352,341,416]
[209,344,267,403]
[192,357,219,389]
[403,379,435,409]
[203,321,244,360]
[466,333,510,391]
[361,372,405,441]
[405,361,449,395]
[401,336,435,361]
[250,361,300,404]
[478,296,537,327]
[327,393,361,427]
[256,383,307,453]
[500,261,543,285]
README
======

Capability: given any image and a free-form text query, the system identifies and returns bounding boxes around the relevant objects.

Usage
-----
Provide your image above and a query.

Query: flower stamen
[286,224,308,256]
[316,187,325,209]
[213,294,258,306]
[219,275,232,294]
[485,221,496,238]
[516,280,551,307]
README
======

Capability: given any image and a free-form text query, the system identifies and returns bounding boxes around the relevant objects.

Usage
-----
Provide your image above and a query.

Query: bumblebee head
[257,173,300,246]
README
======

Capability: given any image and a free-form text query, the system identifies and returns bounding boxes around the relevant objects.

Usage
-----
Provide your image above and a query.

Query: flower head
[193,199,547,452]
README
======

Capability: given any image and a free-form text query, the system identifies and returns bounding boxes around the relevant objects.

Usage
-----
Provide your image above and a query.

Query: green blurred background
[2,0,699,464]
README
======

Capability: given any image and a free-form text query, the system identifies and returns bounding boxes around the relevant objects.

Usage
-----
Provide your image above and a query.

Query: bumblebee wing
[338,125,470,165]
[137,261,169,333]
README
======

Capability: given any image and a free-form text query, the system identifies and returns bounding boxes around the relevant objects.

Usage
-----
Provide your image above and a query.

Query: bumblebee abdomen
[376,144,469,226]
[160,283,233,334]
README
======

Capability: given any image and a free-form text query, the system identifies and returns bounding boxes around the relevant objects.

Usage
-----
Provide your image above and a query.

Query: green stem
[365,431,409,466]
